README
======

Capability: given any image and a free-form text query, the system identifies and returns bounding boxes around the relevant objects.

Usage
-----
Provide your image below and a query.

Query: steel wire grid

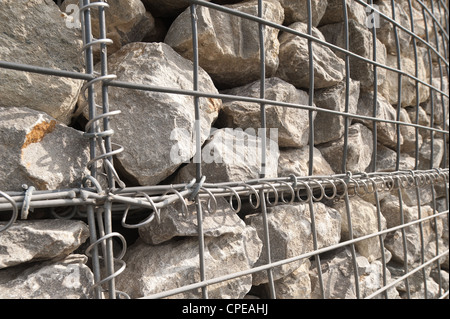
[0,0,449,299]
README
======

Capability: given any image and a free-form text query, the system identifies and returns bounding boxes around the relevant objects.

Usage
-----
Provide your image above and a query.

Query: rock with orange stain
[0,107,90,192]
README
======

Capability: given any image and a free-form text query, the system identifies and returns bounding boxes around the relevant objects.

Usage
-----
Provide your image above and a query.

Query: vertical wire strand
[373,182,388,298]
[396,178,411,298]
[307,0,315,176]
[341,0,350,174]
[257,0,276,299]
[369,0,378,172]
[190,3,208,299]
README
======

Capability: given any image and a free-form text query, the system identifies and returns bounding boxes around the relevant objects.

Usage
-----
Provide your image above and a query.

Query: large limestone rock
[320,19,387,92]
[355,91,402,150]
[0,254,94,299]
[245,203,341,285]
[0,0,84,124]
[331,196,387,262]
[313,79,360,145]
[0,107,91,192]
[0,220,89,269]
[318,0,367,26]
[164,0,284,88]
[174,128,280,183]
[276,22,345,89]
[278,0,328,26]
[371,143,416,172]
[61,0,155,57]
[80,42,221,186]
[310,247,399,299]
[424,77,449,126]
[115,226,263,299]
[318,123,373,174]
[277,146,335,177]
[138,197,247,245]
[219,77,314,148]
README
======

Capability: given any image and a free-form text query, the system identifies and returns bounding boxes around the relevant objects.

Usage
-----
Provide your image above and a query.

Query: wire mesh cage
[0,0,448,299]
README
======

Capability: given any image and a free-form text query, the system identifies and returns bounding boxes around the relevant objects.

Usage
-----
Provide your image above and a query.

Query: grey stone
[318,0,367,26]
[219,77,314,148]
[80,42,221,186]
[62,0,155,58]
[115,227,263,299]
[164,0,284,89]
[278,0,328,26]
[370,143,416,172]
[355,91,402,150]
[320,20,387,92]
[400,108,422,154]
[419,138,445,170]
[245,202,341,285]
[276,22,346,89]
[318,123,373,174]
[313,79,360,145]
[0,0,84,124]
[0,254,94,299]
[331,196,386,262]
[0,220,89,269]
[277,146,335,178]
[138,197,247,245]
[174,128,279,183]
[0,107,91,192]
[424,77,449,126]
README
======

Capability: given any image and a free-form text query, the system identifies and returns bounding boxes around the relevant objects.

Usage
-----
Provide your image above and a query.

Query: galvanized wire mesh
[0,0,449,299]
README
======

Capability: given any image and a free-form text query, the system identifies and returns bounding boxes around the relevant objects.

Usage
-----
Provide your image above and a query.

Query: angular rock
[355,91,402,150]
[318,123,373,174]
[165,0,284,88]
[62,0,155,57]
[0,107,91,192]
[138,197,247,245]
[405,105,431,140]
[0,254,94,299]
[376,0,412,55]
[277,146,335,177]
[331,196,387,261]
[424,77,449,126]
[174,128,279,183]
[0,0,84,124]
[278,0,328,26]
[115,227,263,299]
[219,77,314,148]
[310,247,399,299]
[381,195,435,229]
[276,22,346,89]
[379,53,430,107]
[320,19,387,92]
[80,42,221,186]
[0,220,89,269]
[313,79,360,145]
[142,0,210,18]
[245,202,341,285]
[370,143,416,172]
[318,0,367,26]
[419,138,445,170]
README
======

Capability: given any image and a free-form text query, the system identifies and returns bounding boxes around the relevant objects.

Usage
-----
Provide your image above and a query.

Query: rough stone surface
[318,123,373,174]
[219,77,314,148]
[138,197,247,245]
[355,91,402,150]
[165,0,284,88]
[424,77,449,126]
[245,202,341,285]
[276,22,346,89]
[115,226,263,299]
[62,0,155,57]
[419,138,445,170]
[174,128,279,183]
[371,143,416,172]
[313,79,360,145]
[278,0,328,26]
[80,42,221,186]
[318,0,367,26]
[0,107,91,191]
[0,220,89,269]
[0,254,94,299]
[277,146,335,177]
[0,0,84,124]
[320,19,387,92]
[310,247,400,299]
[331,196,387,262]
